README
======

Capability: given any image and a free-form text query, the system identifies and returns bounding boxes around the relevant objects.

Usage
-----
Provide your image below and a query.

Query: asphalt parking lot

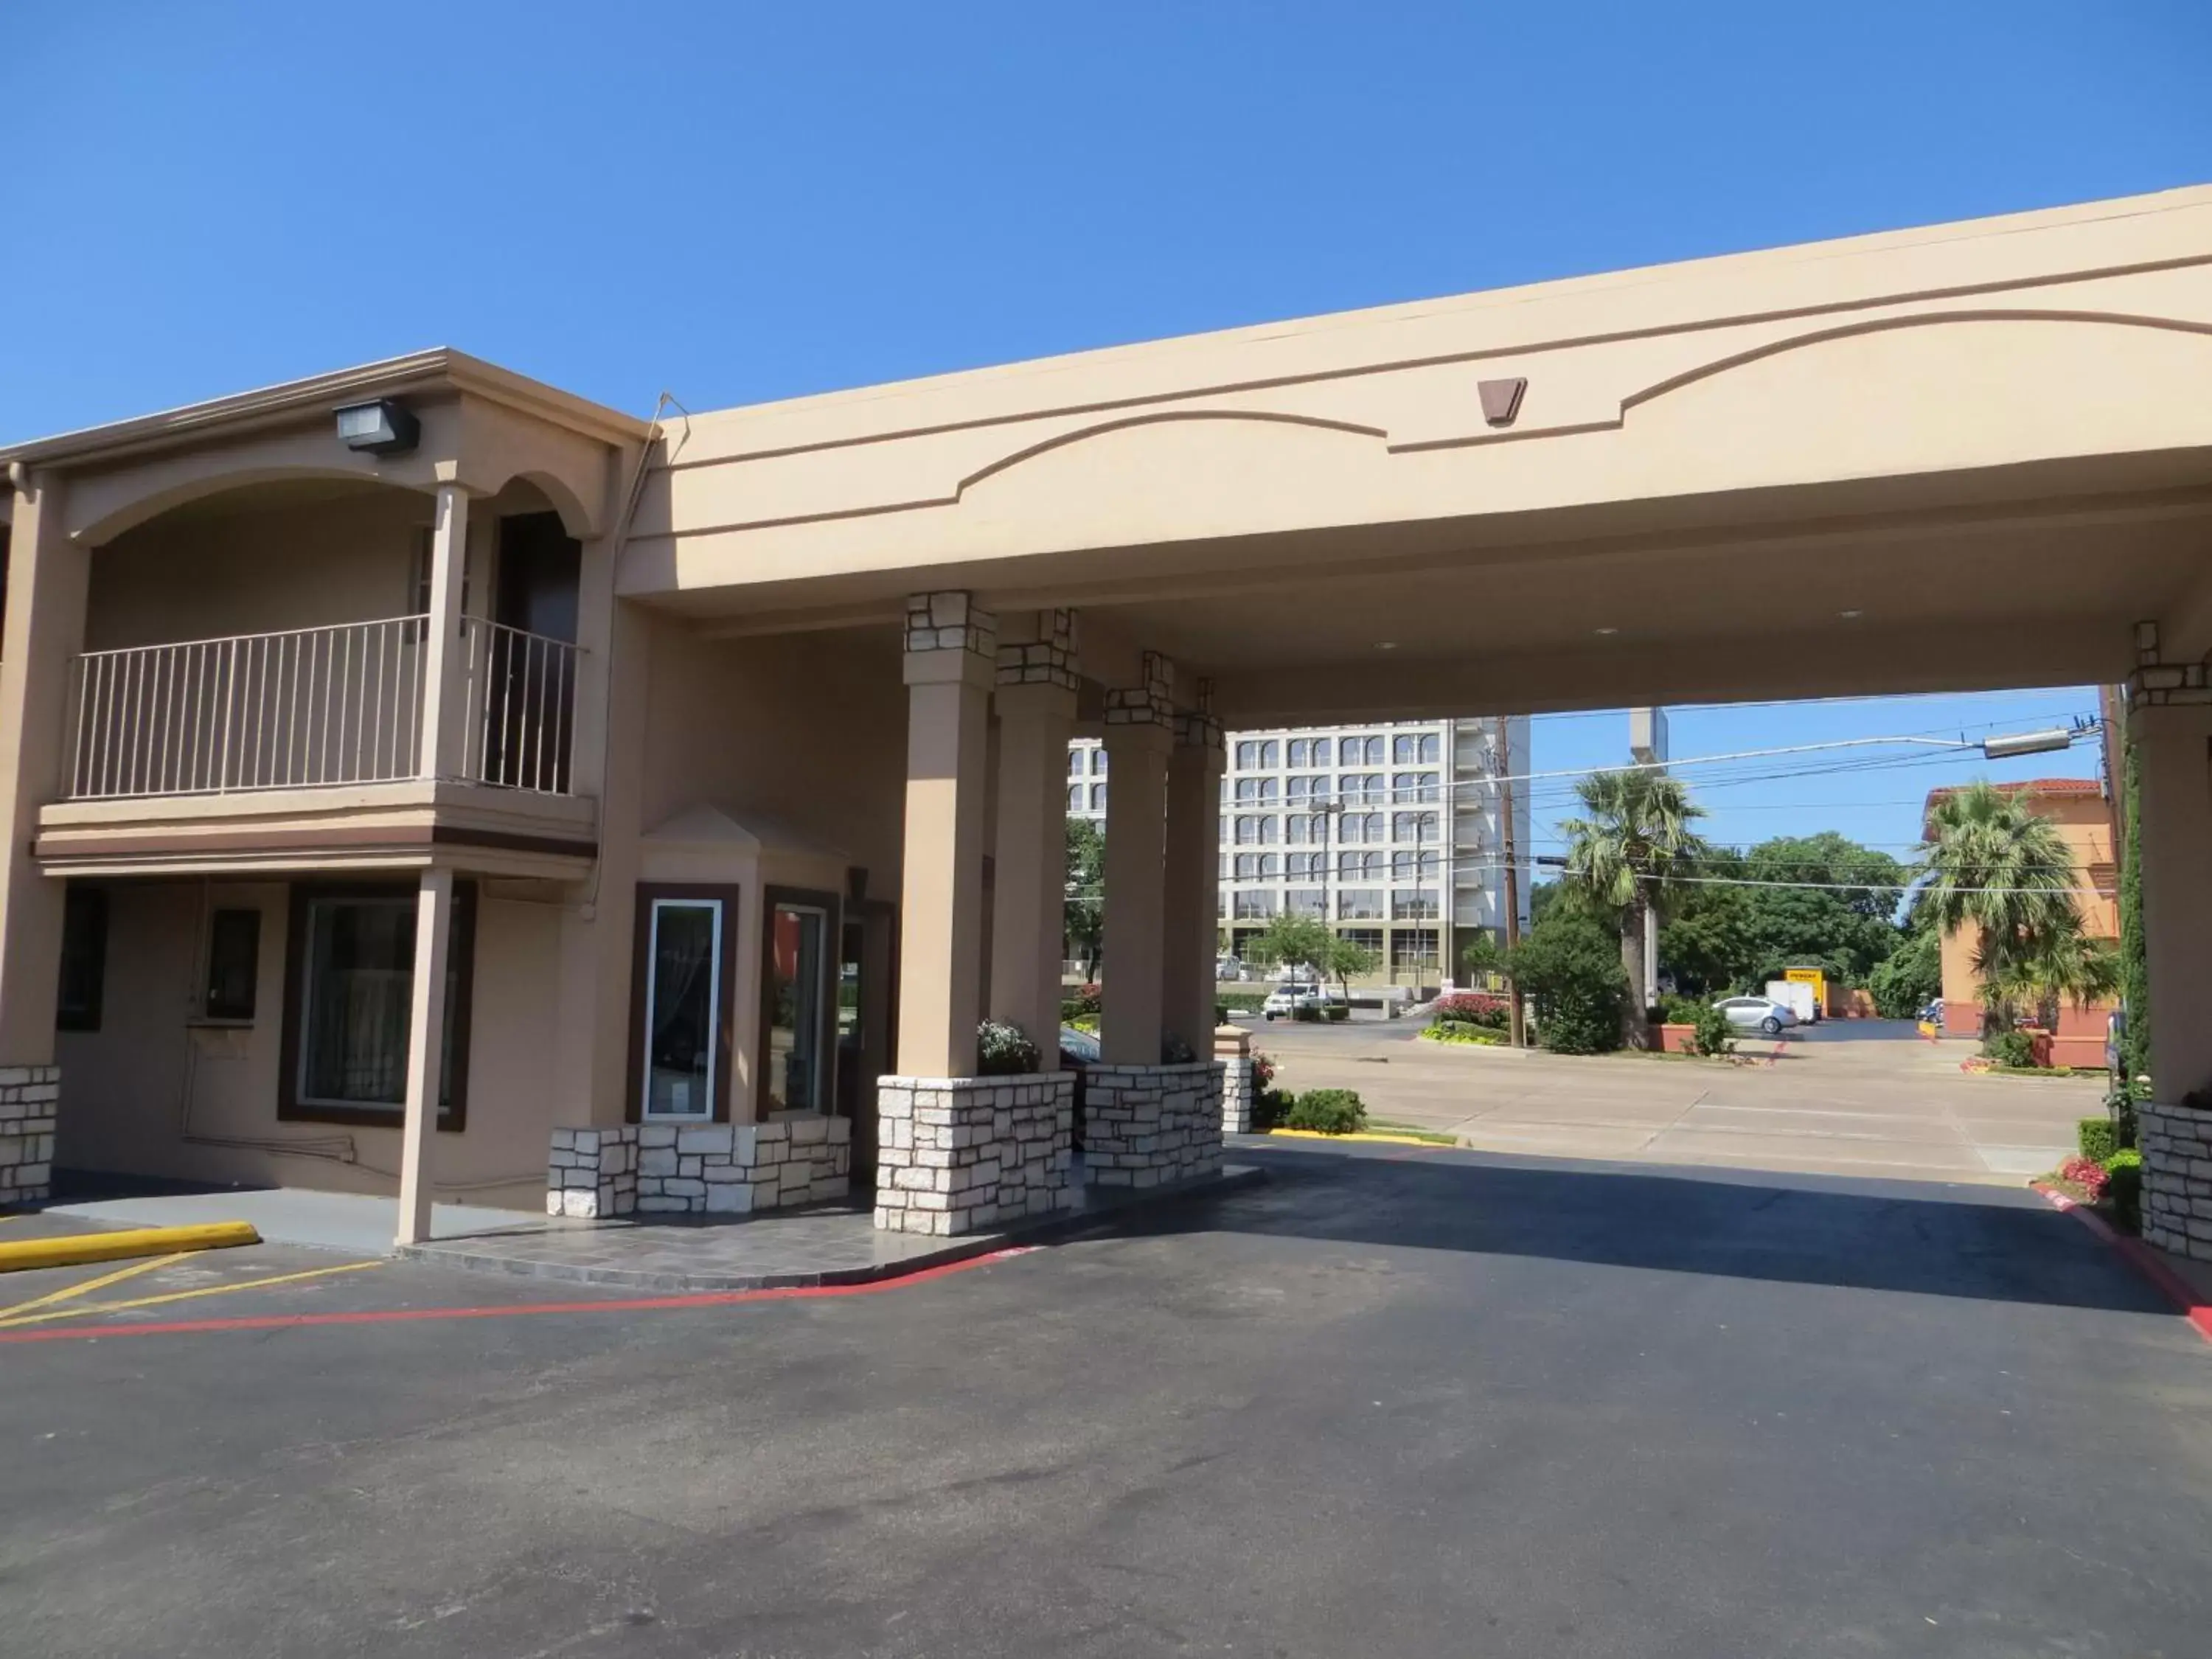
[4,1139,2208,1657]
[1248,1015,2100,1182]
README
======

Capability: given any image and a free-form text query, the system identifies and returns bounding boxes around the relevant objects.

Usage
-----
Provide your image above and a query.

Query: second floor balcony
[65,613,580,800]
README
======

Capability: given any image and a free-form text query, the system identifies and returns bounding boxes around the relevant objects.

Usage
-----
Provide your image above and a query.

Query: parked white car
[1262,984,1316,1020]
[1714,994,1799,1035]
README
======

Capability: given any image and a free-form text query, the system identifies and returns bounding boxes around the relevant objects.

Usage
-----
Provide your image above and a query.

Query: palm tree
[1919,780,2083,1032]
[1558,771,1708,1042]
[1981,908,2121,1028]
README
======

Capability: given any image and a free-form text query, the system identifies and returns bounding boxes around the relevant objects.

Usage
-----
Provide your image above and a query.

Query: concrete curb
[396,1164,1267,1293]
[1266,1128,1456,1148]
[2035,1184,2212,1346]
[0,1220,260,1274]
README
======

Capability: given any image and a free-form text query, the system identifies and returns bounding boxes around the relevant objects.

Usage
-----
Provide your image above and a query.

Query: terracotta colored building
[1924,779,2118,1065]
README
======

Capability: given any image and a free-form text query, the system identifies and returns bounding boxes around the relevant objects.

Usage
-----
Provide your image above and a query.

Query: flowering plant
[2058,1155,2111,1199]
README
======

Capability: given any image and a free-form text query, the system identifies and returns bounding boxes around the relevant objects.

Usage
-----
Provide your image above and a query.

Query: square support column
[417,481,472,780]
[1101,653,1177,1065]
[2130,699,2212,1102]
[395,867,456,1247]
[0,470,88,1082]
[896,592,998,1079]
[1164,701,1225,1055]
[990,611,1079,1051]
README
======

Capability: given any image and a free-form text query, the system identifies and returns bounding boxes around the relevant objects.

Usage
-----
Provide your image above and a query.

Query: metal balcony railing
[66,615,581,800]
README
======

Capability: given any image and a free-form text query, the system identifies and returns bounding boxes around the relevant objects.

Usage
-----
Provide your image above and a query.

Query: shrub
[1061,984,1102,1019]
[1293,1003,1322,1023]
[975,1020,1040,1077]
[1282,1088,1368,1133]
[2077,1117,2119,1164]
[1691,1003,1737,1059]
[1508,911,1631,1055]
[1983,1029,2038,1069]
[2103,1148,2143,1231]
[1324,1004,1350,1023]
[2058,1155,2110,1199]
[1216,989,1270,1014]
[1651,994,1705,1027]
[1251,1087,1293,1130]
[1422,1022,1502,1046]
[1161,1032,1195,1064]
[1251,1049,1276,1094]
[1432,992,1510,1031]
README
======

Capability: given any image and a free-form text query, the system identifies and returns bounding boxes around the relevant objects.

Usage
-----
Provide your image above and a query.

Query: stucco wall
[54,878,560,1206]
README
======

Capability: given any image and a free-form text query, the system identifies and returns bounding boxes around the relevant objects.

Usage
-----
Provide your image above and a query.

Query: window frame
[759,885,844,1119]
[625,883,742,1125]
[55,884,108,1034]
[279,880,478,1131]
[201,906,262,1024]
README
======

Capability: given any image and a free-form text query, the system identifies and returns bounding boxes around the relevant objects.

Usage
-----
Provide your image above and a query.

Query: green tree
[1063,816,1105,977]
[1865,904,1941,1018]
[1919,780,2083,1032]
[1507,908,1632,1054]
[2118,739,2149,1090]
[1242,914,1378,1001]
[1658,850,1756,995]
[1735,832,1909,984]
[1558,771,1708,1039]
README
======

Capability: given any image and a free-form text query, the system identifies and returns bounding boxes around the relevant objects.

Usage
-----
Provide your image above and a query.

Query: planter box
[1649,1022,1698,1054]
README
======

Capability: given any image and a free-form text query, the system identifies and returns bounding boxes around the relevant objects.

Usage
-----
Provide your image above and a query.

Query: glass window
[1287,888,1325,917]
[1260,740,1280,768]
[1392,929,1441,972]
[1068,784,1084,811]
[295,888,472,1118]
[1235,778,1259,801]
[56,886,108,1033]
[1344,927,1383,955]
[1391,849,1416,880]
[1393,813,1414,841]
[1093,749,1108,775]
[1068,748,1084,777]
[1234,891,1278,920]
[1235,853,1258,878]
[1338,814,1363,845]
[1417,812,1439,843]
[1394,734,1416,764]
[1257,778,1279,802]
[765,900,832,1113]
[1338,889,1385,920]
[1258,815,1280,844]
[1287,814,1311,844]
[1091,783,1107,811]
[204,908,260,1022]
[1368,737,1386,765]
[1288,739,1310,768]
[1419,734,1440,764]
[1393,890,1440,921]
[1288,852,1315,877]
[1259,854,1281,877]
[1311,737,1333,766]
[642,898,723,1119]
[1235,815,1259,844]
[1236,740,1259,769]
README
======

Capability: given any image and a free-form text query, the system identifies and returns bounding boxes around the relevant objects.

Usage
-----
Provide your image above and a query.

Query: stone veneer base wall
[549,1116,852,1219]
[874,1071,1075,1236]
[1218,1054,1253,1133]
[0,1065,58,1206]
[2139,1102,2212,1262]
[1084,1061,1225,1188]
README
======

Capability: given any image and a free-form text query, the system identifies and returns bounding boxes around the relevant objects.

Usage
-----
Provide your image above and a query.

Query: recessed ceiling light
[1375,641,1398,651]
[1594,626,1619,636]
[1839,608,1864,620]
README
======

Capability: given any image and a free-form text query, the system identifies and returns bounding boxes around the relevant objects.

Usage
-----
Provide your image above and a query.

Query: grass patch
[1366,1121,1460,1145]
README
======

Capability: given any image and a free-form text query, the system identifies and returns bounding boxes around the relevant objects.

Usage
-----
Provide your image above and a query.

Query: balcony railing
[66,615,581,801]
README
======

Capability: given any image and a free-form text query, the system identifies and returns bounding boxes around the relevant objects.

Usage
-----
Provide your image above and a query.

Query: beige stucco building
[8,184,2212,1255]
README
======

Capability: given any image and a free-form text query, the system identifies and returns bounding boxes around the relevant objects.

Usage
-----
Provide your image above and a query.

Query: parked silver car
[1714,994,1798,1036]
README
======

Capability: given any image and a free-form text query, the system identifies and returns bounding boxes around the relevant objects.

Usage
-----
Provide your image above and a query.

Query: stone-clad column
[896,592,998,1079]
[990,611,1079,1052]
[1102,653,1176,1065]
[1163,692,1225,1055]
[0,470,89,1184]
[2124,631,2212,1262]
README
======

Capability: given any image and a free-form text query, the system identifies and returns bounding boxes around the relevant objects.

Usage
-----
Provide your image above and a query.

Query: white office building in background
[1068,717,1531,990]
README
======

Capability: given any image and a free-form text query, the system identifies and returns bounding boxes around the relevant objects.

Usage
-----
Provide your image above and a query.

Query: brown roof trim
[35,821,597,864]
[0,348,650,471]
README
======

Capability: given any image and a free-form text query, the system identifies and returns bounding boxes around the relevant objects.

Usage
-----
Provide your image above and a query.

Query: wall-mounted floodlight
[334,399,420,456]
[1981,727,2076,759]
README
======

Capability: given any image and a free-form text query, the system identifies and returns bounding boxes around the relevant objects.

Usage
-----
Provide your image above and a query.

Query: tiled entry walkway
[401,1165,1264,1291]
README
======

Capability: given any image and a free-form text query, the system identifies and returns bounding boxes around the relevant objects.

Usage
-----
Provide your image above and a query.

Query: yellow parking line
[0,1251,189,1323]
[0,1259,383,1329]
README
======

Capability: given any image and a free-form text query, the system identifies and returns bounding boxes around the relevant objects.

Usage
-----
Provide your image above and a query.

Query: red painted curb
[0,1245,1026,1347]
[2035,1186,2212,1346]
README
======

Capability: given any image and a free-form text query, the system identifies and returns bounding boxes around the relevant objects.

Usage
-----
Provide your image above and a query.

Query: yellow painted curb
[1266,1128,1456,1148]
[0,1221,260,1274]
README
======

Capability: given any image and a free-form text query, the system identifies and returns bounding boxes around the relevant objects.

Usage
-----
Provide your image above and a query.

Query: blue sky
[4,1,2200,855]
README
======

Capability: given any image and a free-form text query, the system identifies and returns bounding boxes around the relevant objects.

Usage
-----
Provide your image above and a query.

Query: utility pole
[1495,714,1526,1048]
